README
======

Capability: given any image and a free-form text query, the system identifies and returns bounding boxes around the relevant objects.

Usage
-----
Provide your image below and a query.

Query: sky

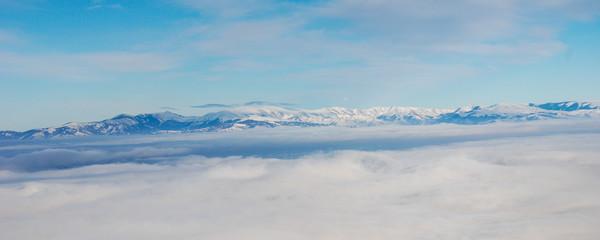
[1,0,600,131]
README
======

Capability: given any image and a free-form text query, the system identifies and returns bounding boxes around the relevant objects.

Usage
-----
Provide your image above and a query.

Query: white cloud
[431,41,567,63]
[108,4,123,9]
[1,125,600,239]
[154,0,600,95]
[173,0,599,63]
[5,0,598,87]
[0,51,180,81]
[175,0,276,18]
[0,30,18,42]
[85,4,102,10]
[86,4,124,10]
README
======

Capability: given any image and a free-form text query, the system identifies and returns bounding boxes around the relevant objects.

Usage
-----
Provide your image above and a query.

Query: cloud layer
[1,121,600,239]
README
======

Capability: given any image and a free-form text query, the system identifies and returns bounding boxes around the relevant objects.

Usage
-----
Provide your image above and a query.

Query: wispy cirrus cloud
[85,0,124,10]
[0,30,18,42]
[85,4,123,10]
[191,101,296,109]
[3,0,598,86]
[174,0,277,18]
[174,0,599,63]
[0,51,180,81]
[158,0,600,102]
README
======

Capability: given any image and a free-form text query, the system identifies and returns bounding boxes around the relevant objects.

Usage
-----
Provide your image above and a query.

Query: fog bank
[1,129,600,239]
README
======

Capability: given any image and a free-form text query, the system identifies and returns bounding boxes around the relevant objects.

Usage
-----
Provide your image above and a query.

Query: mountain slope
[2,101,599,140]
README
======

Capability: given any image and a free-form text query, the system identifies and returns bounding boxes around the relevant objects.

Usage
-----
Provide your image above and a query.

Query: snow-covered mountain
[2,101,599,140]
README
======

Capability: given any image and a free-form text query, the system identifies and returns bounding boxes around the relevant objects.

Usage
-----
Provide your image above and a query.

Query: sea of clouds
[1,120,600,239]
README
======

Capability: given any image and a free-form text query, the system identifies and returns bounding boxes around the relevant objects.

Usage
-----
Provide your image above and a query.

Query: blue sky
[1,0,599,130]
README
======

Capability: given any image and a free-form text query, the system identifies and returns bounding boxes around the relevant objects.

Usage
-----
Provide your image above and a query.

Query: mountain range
[1,101,599,140]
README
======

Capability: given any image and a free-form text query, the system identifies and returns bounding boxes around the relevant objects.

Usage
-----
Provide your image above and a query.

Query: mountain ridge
[2,101,599,140]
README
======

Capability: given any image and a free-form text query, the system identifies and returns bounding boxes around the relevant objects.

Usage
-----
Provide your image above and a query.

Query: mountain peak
[148,111,186,121]
[2,101,599,140]
[530,101,599,111]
